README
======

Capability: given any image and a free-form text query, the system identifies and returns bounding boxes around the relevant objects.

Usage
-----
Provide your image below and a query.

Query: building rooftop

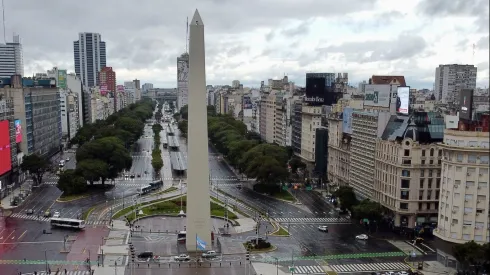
[369,75,406,86]
[381,112,445,143]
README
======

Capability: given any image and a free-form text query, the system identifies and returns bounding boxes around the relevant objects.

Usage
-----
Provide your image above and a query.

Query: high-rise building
[73,32,107,87]
[435,115,489,244]
[98,67,116,92]
[177,53,189,110]
[0,35,24,78]
[142,83,153,92]
[434,64,477,104]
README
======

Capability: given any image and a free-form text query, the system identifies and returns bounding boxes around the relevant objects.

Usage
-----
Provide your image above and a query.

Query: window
[419,202,423,210]
[480,168,489,174]
[438,149,442,156]
[429,170,433,177]
[468,155,477,163]
[428,179,432,189]
[401,179,410,189]
[481,156,489,164]
[402,170,410,177]
[474,235,483,241]
[427,190,432,200]
[403,159,411,165]
[464,194,473,200]
[464,207,473,213]
[436,190,440,199]
[419,190,424,200]
[454,193,460,200]
[478,182,488,188]
[400,203,408,209]
[463,234,471,240]
[451,219,458,224]
[466,181,475,187]
[430,148,434,156]
[456,166,463,172]
[436,179,441,189]
[401,191,409,200]
[456,154,463,162]
[422,150,426,157]
[421,170,425,177]
[463,220,473,226]
[404,149,410,156]
[430,159,433,164]
[420,179,424,189]
[422,159,425,165]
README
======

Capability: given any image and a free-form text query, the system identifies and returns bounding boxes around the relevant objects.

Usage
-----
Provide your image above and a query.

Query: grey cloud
[477,61,489,72]
[318,34,427,63]
[281,21,311,37]
[475,14,490,33]
[227,45,249,57]
[337,11,406,33]
[265,31,275,42]
[477,36,489,50]
[416,0,488,17]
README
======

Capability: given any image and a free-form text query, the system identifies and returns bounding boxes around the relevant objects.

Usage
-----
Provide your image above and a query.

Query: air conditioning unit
[478,187,481,190]
[479,173,483,176]
[477,200,481,203]
[476,213,480,216]
[465,200,468,202]
[467,173,471,176]
[452,210,457,213]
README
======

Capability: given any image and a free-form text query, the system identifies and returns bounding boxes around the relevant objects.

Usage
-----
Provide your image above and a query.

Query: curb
[269,222,290,237]
[56,195,89,203]
[248,245,278,254]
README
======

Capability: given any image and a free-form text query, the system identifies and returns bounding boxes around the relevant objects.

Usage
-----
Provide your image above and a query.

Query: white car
[397,272,409,275]
[202,251,217,258]
[174,254,190,261]
[318,225,329,232]
[53,211,61,218]
[355,234,368,240]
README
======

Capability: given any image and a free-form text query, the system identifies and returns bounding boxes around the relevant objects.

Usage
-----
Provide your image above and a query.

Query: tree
[179,105,188,120]
[151,149,164,174]
[227,140,258,167]
[207,105,216,116]
[76,159,109,185]
[246,156,289,186]
[115,116,144,141]
[289,157,306,174]
[333,186,359,212]
[76,137,132,184]
[177,120,188,138]
[453,241,487,273]
[20,154,50,186]
[352,200,383,222]
[57,170,87,195]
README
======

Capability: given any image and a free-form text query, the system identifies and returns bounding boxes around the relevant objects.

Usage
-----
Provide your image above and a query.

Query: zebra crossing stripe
[292,265,325,274]
[329,262,410,273]
[10,213,50,222]
[274,217,350,223]
[36,271,91,275]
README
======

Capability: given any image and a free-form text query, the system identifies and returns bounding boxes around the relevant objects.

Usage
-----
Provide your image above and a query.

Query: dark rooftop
[381,112,445,143]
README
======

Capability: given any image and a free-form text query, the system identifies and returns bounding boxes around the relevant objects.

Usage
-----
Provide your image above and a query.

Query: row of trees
[55,99,155,195]
[333,186,385,221]
[151,110,164,175]
[453,241,490,273]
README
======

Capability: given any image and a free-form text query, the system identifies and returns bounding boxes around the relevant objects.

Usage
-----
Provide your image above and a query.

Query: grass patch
[154,186,178,195]
[211,196,249,218]
[81,205,97,220]
[242,242,276,253]
[126,195,238,222]
[271,190,295,202]
[271,226,290,236]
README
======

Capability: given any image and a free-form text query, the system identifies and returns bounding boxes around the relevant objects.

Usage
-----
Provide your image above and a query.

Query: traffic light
[130,244,135,262]
[245,251,250,261]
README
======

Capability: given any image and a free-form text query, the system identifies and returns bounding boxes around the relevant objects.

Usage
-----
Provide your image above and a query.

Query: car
[44,210,51,217]
[53,211,61,218]
[65,157,70,162]
[26,209,34,215]
[318,225,329,232]
[397,272,409,275]
[202,251,217,258]
[356,234,368,240]
[130,174,135,179]
[138,251,154,258]
[137,174,141,178]
[174,254,190,261]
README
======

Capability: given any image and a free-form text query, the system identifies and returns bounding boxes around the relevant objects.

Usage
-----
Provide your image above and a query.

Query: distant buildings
[177,53,189,110]
[435,64,477,105]
[0,35,24,78]
[73,32,107,87]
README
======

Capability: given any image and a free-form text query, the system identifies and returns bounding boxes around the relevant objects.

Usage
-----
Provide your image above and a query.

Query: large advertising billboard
[177,60,189,84]
[0,120,12,176]
[396,86,410,115]
[15,119,22,143]
[342,107,353,134]
[445,115,459,129]
[305,77,326,106]
[363,84,391,107]
[58,69,67,89]
[243,95,252,109]
[459,89,474,120]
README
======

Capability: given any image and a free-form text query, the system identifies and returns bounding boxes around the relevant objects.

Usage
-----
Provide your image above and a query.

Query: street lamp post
[44,250,48,272]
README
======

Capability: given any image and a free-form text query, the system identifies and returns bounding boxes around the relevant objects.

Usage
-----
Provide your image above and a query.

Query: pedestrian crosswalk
[289,265,325,274]
[34,271,91,275]
[274,217,351,224]
[329,262,410,273]
[10,213,51,222]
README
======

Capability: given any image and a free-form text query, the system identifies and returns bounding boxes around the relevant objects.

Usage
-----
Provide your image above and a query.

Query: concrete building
[0,91,18,192]
[350,111,391,199]
[374,112,445,229]
[73,32,107,87]
[291,100,303,155]
[0,35,23,78]
[327,112,351,187]
[259,93,275,143]
[435,64,477,104]
[299,105,323,167]
[177,53,189,110]
[98,67,116,92]
[60,89,80,140]
[435,115,490,244]
[142,83,153,92]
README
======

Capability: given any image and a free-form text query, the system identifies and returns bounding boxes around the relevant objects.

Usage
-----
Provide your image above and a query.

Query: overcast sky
[5,0,489,89]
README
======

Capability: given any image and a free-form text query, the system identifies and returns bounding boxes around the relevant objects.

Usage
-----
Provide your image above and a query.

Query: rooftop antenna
[185,17,189,54]
[2,0,6,43]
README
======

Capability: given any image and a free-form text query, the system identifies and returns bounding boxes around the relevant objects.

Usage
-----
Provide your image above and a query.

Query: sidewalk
[1,180,33,210]
[252,262,288,275]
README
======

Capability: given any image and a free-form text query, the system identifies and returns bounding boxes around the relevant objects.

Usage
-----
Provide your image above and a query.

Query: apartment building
[0,35,23,78]
[327,112,351,187]
[0,91,18,192]
[291,100,303,155]
[374,112,445,229]
[435,115,490,244]
[259,92,276,143]
[434,64,477,104]
[350,111,391,199]
[73,32,107,87]
[60,89,80,140]
[299,105,322,166]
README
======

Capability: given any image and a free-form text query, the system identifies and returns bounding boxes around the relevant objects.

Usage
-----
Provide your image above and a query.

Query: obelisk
[186,9,212,251]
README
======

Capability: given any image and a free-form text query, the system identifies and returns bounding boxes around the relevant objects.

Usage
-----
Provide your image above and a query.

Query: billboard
[396,86,410,115]
[0,100,6,114]
[117,85,124,92]
[15,119,22,143]
[305,77,326,106]
[459,89,474,120]
[342,107,353,134]
[243,95,252,109]
[177,60,189,84]
[0,120,11,176]
[100,85,108,96]
[445,115,459,129]
[363,84,391,107]
[58,69,67,89]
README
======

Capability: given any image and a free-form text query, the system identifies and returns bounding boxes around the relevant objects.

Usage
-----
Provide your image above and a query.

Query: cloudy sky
[5,0,489,89]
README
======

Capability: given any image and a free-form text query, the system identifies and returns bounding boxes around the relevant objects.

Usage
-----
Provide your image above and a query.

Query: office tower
[434,64,477,104]
[0,35,24,78]
[73,32,107,87]
[177,53,189,111]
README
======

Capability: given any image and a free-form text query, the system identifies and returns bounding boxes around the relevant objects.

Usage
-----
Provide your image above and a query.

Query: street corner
[0,209,13,216]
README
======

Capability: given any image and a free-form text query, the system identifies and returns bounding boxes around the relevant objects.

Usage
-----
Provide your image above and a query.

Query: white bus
[50,218,85,229]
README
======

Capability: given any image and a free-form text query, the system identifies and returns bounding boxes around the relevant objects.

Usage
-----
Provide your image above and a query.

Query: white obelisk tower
[186,9,212,251]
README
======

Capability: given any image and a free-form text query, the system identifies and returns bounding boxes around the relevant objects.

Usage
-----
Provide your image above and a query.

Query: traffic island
[242,242,277,254]
[270,224,290,237]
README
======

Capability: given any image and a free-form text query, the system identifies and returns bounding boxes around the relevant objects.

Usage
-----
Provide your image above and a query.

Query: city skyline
[3,0,489,89]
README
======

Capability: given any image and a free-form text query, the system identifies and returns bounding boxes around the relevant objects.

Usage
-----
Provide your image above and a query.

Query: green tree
[333,186,359,211]
[177,120,188,138]
[453,241,487,273]
[246,156,289,186]
[352,200,383,221]
[20,154,50,186]
[57,170,87,195]
[289,157,306,174]
[207,105,216,116]
[76,159,109,185]
[179,105,188,120]
[151,149,164,174]
[76,137,132,184]
[115,116,144,140]
[227,140,258,167]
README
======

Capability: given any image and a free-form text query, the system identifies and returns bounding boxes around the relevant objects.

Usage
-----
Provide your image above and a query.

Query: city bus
[137,180,164,195]
[177,231,186,243]
[50,218,85,229]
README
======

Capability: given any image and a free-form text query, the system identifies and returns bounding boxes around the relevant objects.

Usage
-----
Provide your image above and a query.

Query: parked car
[318,225,329,232]
[53,211,61,218]
[174,254,190,261]
[356,234,368,240]
[138,251,154,258]
[44,210,51,217]
[26,209,34,215]
[202,251,217,258]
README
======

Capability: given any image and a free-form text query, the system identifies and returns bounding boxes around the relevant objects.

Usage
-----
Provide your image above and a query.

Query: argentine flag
[196,235,207,251]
